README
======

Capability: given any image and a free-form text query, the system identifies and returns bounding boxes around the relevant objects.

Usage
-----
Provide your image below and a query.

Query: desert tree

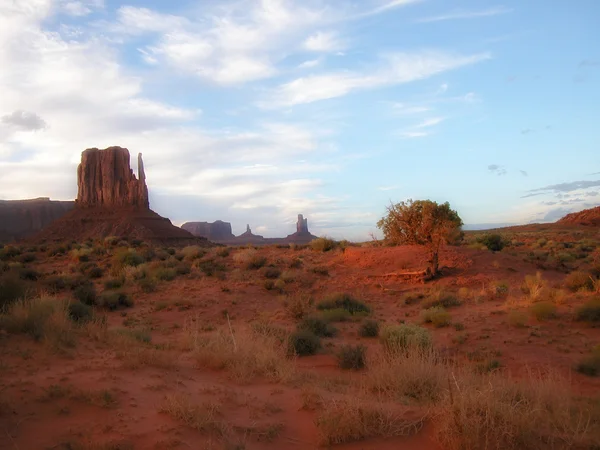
[376,199,463,275]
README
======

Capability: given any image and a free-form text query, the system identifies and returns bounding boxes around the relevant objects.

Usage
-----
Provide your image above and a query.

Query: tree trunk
[430,250,439,275]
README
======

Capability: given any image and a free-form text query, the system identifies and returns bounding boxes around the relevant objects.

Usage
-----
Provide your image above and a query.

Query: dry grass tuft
[188,325,295,382]
[160,394,226,435]
[315,397,424,445]
[436,370,599,450]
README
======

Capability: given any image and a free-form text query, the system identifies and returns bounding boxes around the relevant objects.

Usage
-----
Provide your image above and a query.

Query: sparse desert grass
[521,271,545,300]
[0,272,28,309]
[233,248,267,270]
[436,370,599,450]
[420,306,451,327]
[421,289,461,309]
[112,248,145,269]
[576,346,600,377]
[97,291,133,310]
[310,237,337,252]
[337,344,366,370]
[360,319,380,337]
[103,276,125,289]
[0,296,76,346]
[284,293,313,319]
[68,301,94,323]
[315,397,423,445]
[380,323,432,354]
[181,245,206,261]
[317,293,370,315]
[154,267,176,281]
[575,298,600,322]
[73,283,97,305]
[160,394,225,435]
[120,346,177,370]
[363,347,446,402]
[530,301,557,321]
[564,270,595,292]
[189,326,294,382]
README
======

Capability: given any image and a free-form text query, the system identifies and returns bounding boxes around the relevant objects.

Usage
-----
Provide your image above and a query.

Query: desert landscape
[0,147,599,450]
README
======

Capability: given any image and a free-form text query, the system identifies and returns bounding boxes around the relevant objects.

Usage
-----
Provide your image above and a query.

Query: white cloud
[378,185,400,191]
[416,6,512,23]
[303,31,345,52]
[415,117,445,128]
[298,58,321,69]
[391,103,431,115]
[59,0,104,17]
[398,131,429,138]
[262,51,490,108]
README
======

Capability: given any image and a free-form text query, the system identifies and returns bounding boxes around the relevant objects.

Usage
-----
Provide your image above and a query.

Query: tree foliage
[376,199,463,274]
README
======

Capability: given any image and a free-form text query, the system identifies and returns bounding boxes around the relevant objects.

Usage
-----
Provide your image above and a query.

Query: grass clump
[508,310,528,328]
[380,323,432,354]
[337,344,367,370]
[264,267,281,279]
[530,301,557,321]
[73,283,97,306]
[298,316,337,337]
[68,302,94,323]
[155,267,176,281]
[288,330,321,356]
[421,290,461,309]
[317,293,370,315]
[575,298,600,322]
[113,249,145,268]
[98,291,133,310]
[360,319,380,337]
[246,255,267,270]
[285,294,313,320]
[0,272,28,310]
[104,277,125,289]
[160,395,224,434]
[196,259,226,276]
[521,271,545,300]
[564,270,594,292]
[315,398,423,445]
[311,237,337,252]
[420,306,451,327]
[190,326,295,381]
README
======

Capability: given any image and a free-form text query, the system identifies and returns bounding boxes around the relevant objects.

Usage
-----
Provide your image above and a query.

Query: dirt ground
[1,232,599,449]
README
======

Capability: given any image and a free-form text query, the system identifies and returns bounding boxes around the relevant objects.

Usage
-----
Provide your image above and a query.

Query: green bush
[317,293,370,315]
[98,291,133,310]
[155,268,176,281]
[88,266,104,279]
[138,277,157,293]
[68,302,93,323]
[0,273,28,310]
[44,275,69,293]
[421,306,451,327]
[19,268,40,281]
[216,248,230,258]
[576,298,600,322]
[359,319,380,337]
[18,253,36,263]
[175,263,191,276]
[264,280,275,290]
[310,237,337,252]
[380,323,432,354]
[104,277,125,289]
[246,255,267,270]
[298,316,337,337]
[73,283,97,306]
[196,259,226,276]
[421,291,461,309]
[0,246,20,261]
[530,301,557,321]
[337,344,367,370]
[478,234,505,252]
[311,266,329,276]
[288,330,320,356]
[114,249,145,268]
[319,308,351,322]
[564,271,594,292]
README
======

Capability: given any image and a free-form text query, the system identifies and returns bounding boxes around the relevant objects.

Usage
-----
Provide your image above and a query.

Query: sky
[0,0,599,240]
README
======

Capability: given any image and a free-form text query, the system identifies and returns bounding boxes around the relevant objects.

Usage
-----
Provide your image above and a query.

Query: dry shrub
[362,348,447,402]
[160,394,225,435]
[284,293,313,319]
[380,323,432,354]
[315,397,424,445]
[0,296,76,348]
[189,326,294,382]
[530,301,557,321]
[120,347,177,370]
[564,270,594,292]
[521,271,545,300]
[507,310,528,328]
[420,306,451,327]
[436,371,599,450]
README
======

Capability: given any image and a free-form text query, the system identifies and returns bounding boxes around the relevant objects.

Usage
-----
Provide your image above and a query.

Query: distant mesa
[181,214,317,245]
[31,146,204,245]
[556,205,600,226]
[0,198,74,243]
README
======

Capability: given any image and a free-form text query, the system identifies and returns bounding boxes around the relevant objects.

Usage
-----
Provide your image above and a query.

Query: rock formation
[181,214,316,245]
[76,147,149,209]
[296,214,309,234]
[556,206,600,226]
[0,198,74,243]
[181,221,235,241]
[32,147,204,245]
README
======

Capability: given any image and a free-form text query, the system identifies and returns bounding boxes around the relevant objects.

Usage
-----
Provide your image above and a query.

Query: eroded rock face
[296,214,309,234]
[181,220,235,241]
[76,146,149,209]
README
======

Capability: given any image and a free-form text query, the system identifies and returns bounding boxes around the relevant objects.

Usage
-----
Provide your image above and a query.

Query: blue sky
[0,0,598,239]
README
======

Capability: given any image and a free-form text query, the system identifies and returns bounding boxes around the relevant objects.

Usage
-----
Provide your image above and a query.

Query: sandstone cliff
[181,221,235,241]
[0,198,74,243]
[556,206,600,226]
